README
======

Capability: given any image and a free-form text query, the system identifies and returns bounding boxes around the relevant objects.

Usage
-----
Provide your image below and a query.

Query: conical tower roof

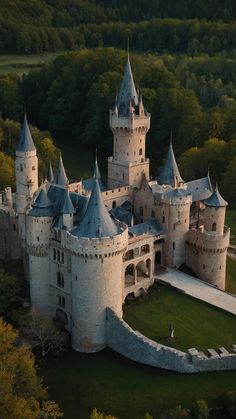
[117,56,138,116]
[204,185,228,207]
[74,178,119,238]
[47,161,54,183]
[16,115,36,153]
[158,142,184,187]
[94,151,101,180]
[29,186,54,217]
[60,190,75,214]
[54,154,68,187]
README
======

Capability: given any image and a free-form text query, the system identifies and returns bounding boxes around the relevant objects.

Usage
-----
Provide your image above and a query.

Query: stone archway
[125,264,135,287]
[136,260,148,282]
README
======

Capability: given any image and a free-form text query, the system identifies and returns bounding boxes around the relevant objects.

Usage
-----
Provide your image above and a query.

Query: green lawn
[226,209,236,245]
[0,52,64,75]
[40,349,236,419]
[123,286,236,352]
[226,256,236,294]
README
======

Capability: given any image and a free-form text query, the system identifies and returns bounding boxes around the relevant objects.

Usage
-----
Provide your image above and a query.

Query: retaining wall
[106,308,236,373]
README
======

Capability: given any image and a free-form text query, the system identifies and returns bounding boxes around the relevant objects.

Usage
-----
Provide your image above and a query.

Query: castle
[0,56,230,354]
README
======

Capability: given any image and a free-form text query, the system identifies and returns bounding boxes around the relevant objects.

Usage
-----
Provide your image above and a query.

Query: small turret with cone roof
[204,184,228,235]
[158,134,184,188]
[15,114,38,217]
[54,153,68,187]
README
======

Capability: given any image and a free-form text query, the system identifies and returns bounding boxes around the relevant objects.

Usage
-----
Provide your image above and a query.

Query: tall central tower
[108,56,150,189]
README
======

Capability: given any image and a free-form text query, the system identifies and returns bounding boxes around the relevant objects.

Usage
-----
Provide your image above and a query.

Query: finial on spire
[127,37,130,59]
[170,130,173,146]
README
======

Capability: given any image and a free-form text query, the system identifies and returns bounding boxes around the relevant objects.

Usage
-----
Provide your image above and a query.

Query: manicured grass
[226,256,236,295]
[0,52,63,75]
[123,286,236,352]
[40,349,236,419]
[226,209,236,245]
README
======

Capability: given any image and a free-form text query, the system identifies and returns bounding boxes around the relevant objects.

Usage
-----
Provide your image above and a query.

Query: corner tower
[15,115,38,241]
[108,55,150,189]
[66,173,128,352]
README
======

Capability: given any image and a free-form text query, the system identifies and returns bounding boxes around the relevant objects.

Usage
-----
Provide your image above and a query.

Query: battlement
[66,223,128,258]
[110,111,150,133]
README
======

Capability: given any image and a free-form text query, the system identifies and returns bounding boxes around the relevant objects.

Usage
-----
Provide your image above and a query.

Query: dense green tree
[191,399,209,419]
[0,269,20,319]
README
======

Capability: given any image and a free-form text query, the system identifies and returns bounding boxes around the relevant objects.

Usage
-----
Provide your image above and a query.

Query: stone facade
[0,56,231,366]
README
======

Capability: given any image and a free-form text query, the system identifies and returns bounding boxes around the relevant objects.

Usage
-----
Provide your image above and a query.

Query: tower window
[53,249,56,260]
[203,264,205,269]
[58,295,65,307]
[212,222,217,231]
[57,250,60,262]
[140,207,143,216]
[151,210,155,218]
[57,272,64,288]
[61,252,64,264]
[173,242,175,250]
[20,164,23,171]
[139,148,142,155]
[112,200,116,208]
[162,216,165,223]
[32,166,36,170]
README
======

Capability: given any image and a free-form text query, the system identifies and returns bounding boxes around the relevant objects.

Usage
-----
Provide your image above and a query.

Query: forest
[1,47,236,205]
[1,0,236,54]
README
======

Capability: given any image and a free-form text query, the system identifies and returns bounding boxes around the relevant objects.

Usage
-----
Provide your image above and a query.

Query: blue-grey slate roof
[54,155,68,186]
[29,187,54,217]
[186,176,212,202]
[73,179,120,238]
[110,205,132,226]
[129,218,165,237]
[16,115,36,153]
[117,57,138,116]
[61,190,75,214]
[204,186,228,207]
[47,161,54,183]
[158,143,184,187]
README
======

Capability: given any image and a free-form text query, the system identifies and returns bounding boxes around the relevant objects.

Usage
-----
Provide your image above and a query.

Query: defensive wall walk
[156,269,236,316]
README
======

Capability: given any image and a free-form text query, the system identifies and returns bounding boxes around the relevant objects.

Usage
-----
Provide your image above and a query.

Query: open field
[124,286,236,352]
[0,52,64,75]
[40,348,236,419]
[226,257,236,294]
[226,209,236,245]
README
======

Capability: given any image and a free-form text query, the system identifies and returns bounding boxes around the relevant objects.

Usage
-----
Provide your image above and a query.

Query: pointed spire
[138,89,144,115]
[158,142,184,187]
[60,190,75,214]
[204,184,228,207]
[74,179,119,238]
[16,114,36,153]
[94,150,101,180]
[47,161,54,183]
[117,55,138,116]
[54,153,68,187]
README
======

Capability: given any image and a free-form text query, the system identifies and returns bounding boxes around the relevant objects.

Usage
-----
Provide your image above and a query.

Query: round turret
[26,186,54,315]
[204,186,228,235]
[66,179,128,352]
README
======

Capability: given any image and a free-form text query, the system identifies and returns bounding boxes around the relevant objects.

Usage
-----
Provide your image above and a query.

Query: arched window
[112,200,116,208]
[53,249,56,260]
[151,210,155,218]
[162,216,165,223]
[140,207,143,216]
[57,250,60,262]
[61,252,64,264]
[212,222,217,231]
[139,148,142,155]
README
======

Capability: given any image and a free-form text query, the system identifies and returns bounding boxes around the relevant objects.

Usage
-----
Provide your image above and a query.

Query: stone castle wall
[107,308,236,373]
